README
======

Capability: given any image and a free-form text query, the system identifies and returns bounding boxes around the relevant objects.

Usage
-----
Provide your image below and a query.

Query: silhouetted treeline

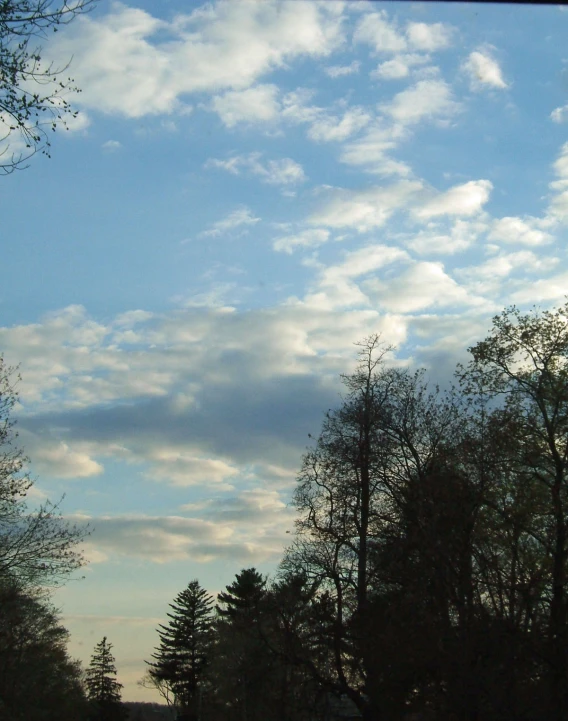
[146,303,568,721]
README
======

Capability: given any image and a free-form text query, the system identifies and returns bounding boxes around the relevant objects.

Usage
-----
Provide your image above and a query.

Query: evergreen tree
[85,637,127,721]
[147,580,214,721]
[213,568,271,721]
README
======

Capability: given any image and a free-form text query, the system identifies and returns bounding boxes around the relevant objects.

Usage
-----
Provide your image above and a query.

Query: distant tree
[0,577,88,720]
[0,0,97,174]
[0,356,87,588]
[146,580,214,721]
[85,637,127,721]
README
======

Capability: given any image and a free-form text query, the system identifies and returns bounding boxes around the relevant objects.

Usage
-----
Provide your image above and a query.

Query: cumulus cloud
[353,11,407,53]
[406,218,488,255]
[206,153,305,185]
[354,12,453,54]
[144,451,239,487]
[307,107,371,142]
[488,216,554,246]
[462,50,508,90]
[273,229,330,254]
[405,22,453,52]
[309,180,423,231]
[511,270,568,304]
[199,207,260,237]
[381,79,461,125]
[371,53,429,80]
[339,123,411,176]
[48,1,344,118]
[414,179,492,218]
[457,250,559,296]
[210,84,280,127]
[21,430,104,479]
[365,261,477,313]
[551,105,568,123]
[325,60,360,78]
[549,142,568,221]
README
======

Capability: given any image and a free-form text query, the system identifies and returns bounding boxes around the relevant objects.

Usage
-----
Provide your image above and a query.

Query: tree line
[142,302,568,721]
[3,301,568,720]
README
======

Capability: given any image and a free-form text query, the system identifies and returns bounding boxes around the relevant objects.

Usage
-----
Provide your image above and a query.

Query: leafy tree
[0,356,87,588]
[85,637,127,721]
[0,0,96,174]
[0,577,88,720]
[146,580,214,721]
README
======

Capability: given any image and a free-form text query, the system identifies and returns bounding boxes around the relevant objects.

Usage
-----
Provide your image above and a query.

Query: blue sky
[1,0,568,701]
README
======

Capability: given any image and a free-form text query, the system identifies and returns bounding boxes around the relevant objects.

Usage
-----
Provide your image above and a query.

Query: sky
[1,0,568,702]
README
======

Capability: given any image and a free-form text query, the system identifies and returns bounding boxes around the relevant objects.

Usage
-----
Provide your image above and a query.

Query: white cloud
[406,22,453,52]
[354,13,453,55]
[381,79,461,125]
[21,431,104,479]
[457,250,559,295]
[353,11,406,53]
[339,123,411,176]
[366,261,478,313]
[206,153,305,185]
[49,1,344,118]
[406,218,488,255]
[308,107,371,142]
[549,141,568,221]
[102,139,122,151]
[310,180,424,232]
[199,207,260,237]
[551,105,568,123]
[488,216,554,246]
[325,60,360,78]
[281,88,322,125]
[211,84,280,127]
[273,229,330,254]
[371,53,429,80]
[144,451,238,487]
[511,270,568,304]
[414,179,492,218]
[462,50,508,90]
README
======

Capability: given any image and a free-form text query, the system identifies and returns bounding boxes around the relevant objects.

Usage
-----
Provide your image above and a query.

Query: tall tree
[290,336,460,719]
[147,580,214,721]
[459,302,568,721]
[85,637,127,721]
[213,568,271,721]
[0,0,96,174]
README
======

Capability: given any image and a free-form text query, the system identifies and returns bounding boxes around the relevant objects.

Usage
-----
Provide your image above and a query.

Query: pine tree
[85,637,127,721]
[213,569,270,721]
[147,580,214,721]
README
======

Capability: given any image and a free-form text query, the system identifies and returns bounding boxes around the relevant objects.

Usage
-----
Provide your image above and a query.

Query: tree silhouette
[86,637,127,721]
[147,580,214,721]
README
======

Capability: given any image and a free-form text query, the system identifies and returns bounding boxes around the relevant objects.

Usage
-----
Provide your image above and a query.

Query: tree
[86,637,127,721]
[146,580,214,721]
[289,336,462,720]
[0,0,96,174]
[459,302,568,721]
[213,568,272,721]
[0,356,87,588]
[0,577,88,720]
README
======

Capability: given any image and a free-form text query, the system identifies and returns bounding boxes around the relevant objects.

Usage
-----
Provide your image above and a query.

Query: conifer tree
[147,580,214,721]
[85,637,127,721]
